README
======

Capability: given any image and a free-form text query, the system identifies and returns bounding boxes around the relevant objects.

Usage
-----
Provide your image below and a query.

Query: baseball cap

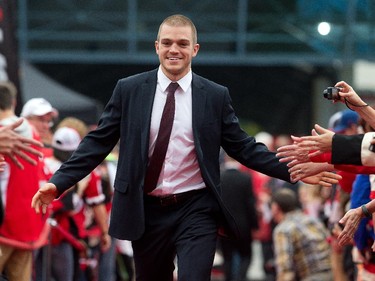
[20,98,56,117]
[52,127,81,151]
[332,109,359,133]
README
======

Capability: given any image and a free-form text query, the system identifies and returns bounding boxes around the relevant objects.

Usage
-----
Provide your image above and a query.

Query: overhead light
[317,22,331,36]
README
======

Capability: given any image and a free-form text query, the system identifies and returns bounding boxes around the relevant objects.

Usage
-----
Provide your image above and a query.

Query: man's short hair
[271,188,300,213]
[157,14,198,44]
[0,81,17,110]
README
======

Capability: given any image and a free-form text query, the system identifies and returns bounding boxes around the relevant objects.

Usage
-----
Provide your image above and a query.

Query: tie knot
[167,82,179,94]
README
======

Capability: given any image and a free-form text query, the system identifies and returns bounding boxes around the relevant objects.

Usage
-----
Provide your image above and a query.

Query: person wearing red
[53,117,111,254]
[0,81,47,281]
[35,125,110,281]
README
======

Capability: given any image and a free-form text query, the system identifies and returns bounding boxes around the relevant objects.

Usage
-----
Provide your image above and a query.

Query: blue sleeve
[351,174,371,250]
[350,175,370,208]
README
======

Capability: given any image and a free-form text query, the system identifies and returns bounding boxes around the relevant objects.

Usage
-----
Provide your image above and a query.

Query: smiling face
[155,22,199,81]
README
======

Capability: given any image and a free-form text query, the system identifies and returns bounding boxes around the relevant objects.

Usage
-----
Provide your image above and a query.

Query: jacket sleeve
[331,134,364,165]
[332,133,375,166]
[50,80,123,195]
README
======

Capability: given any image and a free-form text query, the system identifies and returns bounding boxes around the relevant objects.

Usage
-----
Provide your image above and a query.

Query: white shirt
[148,68,205,196]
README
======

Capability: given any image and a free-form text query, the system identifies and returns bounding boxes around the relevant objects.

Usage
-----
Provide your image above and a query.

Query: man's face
[155,24,199,81]
[27,113,54,141]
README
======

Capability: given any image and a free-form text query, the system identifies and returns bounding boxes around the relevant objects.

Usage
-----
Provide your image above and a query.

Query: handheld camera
[323,87,341,101]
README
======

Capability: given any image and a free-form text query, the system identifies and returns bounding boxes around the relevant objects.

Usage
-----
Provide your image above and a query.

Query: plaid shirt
[273,210,332,281]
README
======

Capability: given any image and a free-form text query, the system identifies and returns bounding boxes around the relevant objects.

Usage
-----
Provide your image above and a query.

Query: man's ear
[192,43,200,58]
[155,41,159,55]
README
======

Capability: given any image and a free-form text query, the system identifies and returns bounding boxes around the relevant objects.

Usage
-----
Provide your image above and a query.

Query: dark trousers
[132,189,220,281]
[220,238,252,281]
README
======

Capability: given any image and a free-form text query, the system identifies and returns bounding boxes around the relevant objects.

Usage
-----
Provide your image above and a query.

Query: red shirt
[0,131,47,243]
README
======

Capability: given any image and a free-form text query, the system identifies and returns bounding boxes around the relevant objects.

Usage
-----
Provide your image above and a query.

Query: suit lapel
[191,74,206,143]
[140,70,157,164]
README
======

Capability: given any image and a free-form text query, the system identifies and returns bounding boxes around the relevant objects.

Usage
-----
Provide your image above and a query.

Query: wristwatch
[361,204,372,218]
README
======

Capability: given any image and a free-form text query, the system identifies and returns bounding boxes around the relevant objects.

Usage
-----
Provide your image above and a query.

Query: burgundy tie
[144,82,179,194]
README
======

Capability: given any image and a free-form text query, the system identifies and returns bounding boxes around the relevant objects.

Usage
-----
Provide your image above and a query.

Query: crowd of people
[1,12,374,281]
[216,131,337,281]
[0,82,133,281]
[215,92,375,281]
[274,80,375,281]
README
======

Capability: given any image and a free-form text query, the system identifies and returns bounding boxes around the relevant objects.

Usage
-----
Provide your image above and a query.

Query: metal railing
[17,0,374,66]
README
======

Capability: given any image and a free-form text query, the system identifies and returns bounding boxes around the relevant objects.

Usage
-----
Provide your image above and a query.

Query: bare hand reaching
[276,125,332,165]
[299,171,342,188]
[289,162,335,182]
[337,207,363,246]
[31,183,59,214]
[0,118,43,169]
[276,136,309,162]
[294,124,334,158]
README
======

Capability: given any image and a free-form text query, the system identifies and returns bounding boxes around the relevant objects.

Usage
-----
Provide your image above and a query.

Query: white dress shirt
[148,68,205,196]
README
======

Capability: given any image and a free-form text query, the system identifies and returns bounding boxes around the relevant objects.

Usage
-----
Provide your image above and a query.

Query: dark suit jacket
[50,69,291,241]
[220,168,258,243]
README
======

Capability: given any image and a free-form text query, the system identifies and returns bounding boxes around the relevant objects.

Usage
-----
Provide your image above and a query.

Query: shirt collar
[157,67,192,93]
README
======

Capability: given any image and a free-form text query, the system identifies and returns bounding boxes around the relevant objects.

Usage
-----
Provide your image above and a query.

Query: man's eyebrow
[160,37,190,42]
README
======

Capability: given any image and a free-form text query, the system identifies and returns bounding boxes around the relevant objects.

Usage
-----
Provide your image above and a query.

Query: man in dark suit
[32,14,341,281]
[219,154,258,281]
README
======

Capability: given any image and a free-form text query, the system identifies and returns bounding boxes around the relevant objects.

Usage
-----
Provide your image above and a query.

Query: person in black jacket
[219,154,258,281]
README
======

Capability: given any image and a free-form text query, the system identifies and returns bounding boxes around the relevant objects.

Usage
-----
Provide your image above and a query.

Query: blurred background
[3,0,375,135]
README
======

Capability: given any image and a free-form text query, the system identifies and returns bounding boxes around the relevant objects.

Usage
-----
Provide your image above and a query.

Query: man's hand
[0,118,43,169]
[101,233,112,252]
[31,183,59,214]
